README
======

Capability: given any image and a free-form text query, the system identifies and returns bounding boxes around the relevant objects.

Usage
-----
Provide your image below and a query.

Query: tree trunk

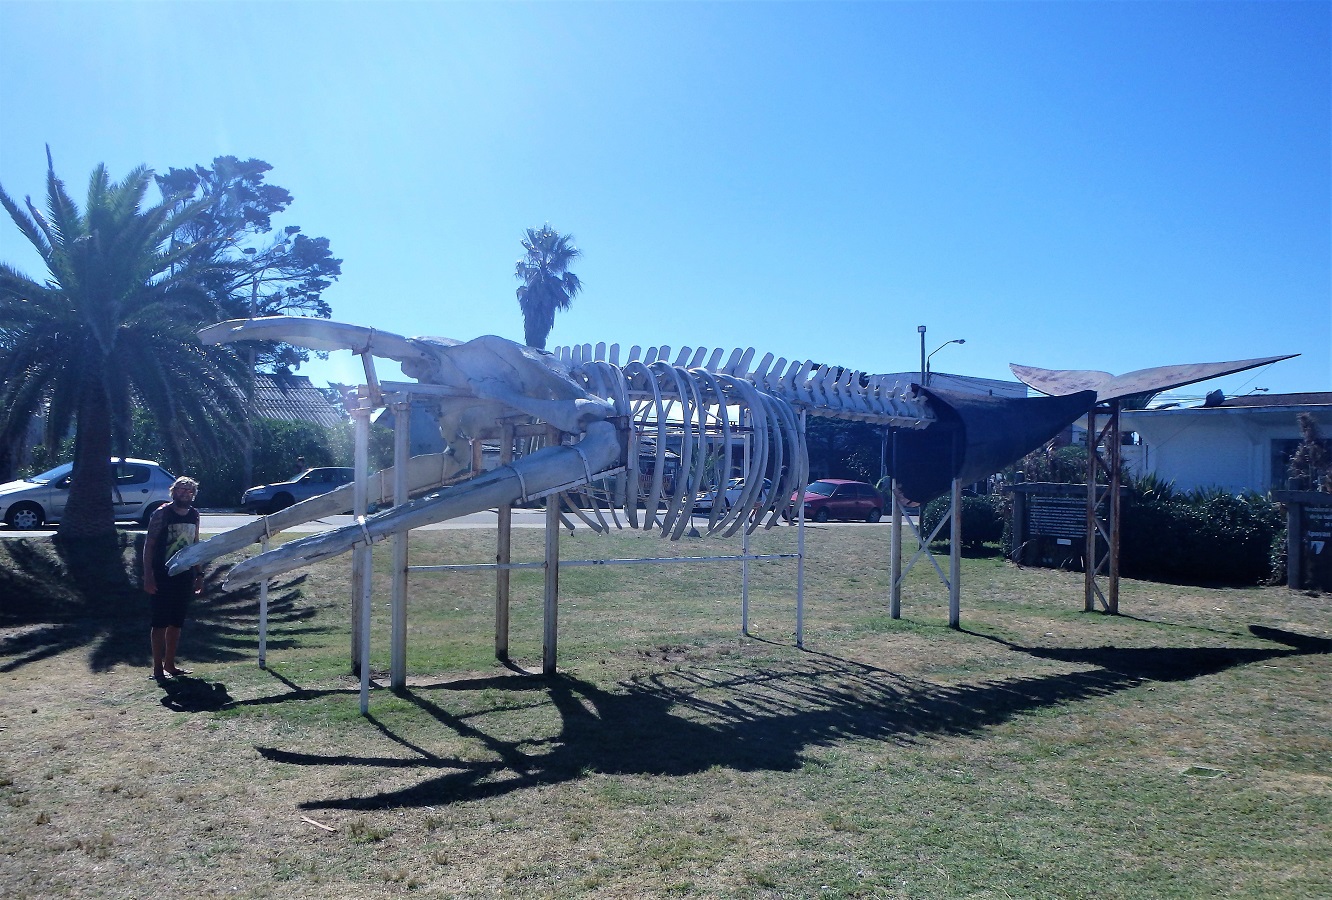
[58,372,117,540]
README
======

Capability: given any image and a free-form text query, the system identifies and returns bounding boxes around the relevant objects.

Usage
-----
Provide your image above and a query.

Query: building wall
[1120,405,1332,494]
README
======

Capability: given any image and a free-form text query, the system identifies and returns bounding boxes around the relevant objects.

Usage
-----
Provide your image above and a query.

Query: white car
[693,477,772,515]
[0,458,177,529]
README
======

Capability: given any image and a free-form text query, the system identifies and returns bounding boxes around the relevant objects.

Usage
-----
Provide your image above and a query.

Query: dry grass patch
[0,525,1328,899]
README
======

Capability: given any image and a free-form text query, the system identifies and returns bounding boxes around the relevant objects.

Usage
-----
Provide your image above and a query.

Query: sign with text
[1011,486,1092,570]
[1301,504,1332,592]
[1027,495,1087,541]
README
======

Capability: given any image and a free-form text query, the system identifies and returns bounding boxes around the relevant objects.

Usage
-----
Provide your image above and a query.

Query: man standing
[143,476,204,680]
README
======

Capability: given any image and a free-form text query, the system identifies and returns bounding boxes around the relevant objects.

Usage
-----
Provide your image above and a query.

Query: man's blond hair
[171,476,199,493]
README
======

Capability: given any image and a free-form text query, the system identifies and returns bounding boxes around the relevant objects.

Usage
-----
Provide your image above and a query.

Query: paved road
[0,508,554,539]
[1,508,895,539]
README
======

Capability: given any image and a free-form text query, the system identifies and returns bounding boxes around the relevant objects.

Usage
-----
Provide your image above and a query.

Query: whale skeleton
[170,316,936,588]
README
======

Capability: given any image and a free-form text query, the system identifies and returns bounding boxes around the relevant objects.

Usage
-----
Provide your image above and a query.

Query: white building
[1119,392,1332,494]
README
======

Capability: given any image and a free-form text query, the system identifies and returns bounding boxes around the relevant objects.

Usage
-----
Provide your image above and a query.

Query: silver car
[693,477,772,515]
[0,458,177,529]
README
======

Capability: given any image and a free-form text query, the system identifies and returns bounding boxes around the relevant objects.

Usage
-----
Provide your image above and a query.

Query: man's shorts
[149,576,192,628]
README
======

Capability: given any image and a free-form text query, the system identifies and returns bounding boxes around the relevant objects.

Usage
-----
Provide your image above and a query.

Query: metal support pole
[352,403,373,714]
[542,428,561,675]
[890,477,902,619]
[390,400,410,689]
[496,422,514,659]
[949,476,962,628]
[741,514,751,634]
[741,421,751,636]
[796,410,806,649]
[258,534,269,668]
[542,491,561,675]
[350,403,370,675]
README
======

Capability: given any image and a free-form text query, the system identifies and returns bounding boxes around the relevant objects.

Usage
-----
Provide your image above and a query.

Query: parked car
[242,467,355,514]
[693,477,772,515]
[784,479,885,523]
[0,458,177,529]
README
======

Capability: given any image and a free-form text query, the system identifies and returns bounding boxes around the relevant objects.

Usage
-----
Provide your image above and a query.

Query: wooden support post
[1106,401,1122,614]
[1085,406,1099,613]
[496,423,514,660]
[1287,500,1302,590]
[390,400,410,690]
[949,476,961,629]
[1084,402,1122,614]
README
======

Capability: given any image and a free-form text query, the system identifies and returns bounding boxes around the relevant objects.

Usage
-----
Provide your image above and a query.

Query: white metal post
[542,491,561,675]
[949,476,962,628]
[890,478,902,619]
[741,420,751,636]
[258,534,269,668]
[496,423,514,659]
[352,403,373,714]
[796,410,806,648]
[390,400,410,689]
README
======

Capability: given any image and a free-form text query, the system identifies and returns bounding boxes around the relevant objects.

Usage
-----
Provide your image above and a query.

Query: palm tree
[514,224,582,350]
[0,149,248,540]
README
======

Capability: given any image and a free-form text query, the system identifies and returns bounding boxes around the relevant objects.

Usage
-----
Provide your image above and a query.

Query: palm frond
[0,182,53,261]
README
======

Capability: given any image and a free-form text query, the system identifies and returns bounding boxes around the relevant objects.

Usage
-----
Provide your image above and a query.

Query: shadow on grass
[247,626,1328,811]
[0,537,320,674]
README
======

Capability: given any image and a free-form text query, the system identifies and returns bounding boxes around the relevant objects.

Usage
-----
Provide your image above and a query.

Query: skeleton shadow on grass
[0,540,319,674]
[250,625,1328,811]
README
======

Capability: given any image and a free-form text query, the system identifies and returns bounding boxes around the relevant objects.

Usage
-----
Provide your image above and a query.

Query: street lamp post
[925,338,966,387]
[917,325,927,385]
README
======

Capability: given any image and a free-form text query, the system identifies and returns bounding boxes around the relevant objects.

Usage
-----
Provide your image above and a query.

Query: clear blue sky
[2,1,1328,401]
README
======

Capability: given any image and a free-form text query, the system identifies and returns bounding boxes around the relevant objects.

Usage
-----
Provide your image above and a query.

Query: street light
[917,325,927,385]
[925,338,966,386]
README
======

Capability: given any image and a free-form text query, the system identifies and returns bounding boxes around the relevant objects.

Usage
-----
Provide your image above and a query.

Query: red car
[786,479,885,523]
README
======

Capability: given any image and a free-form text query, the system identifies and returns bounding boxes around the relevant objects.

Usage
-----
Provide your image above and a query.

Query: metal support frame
[888,476,963,626]
[312,381,812,708]
[888,429,964,628]
[1084,400,1122,614]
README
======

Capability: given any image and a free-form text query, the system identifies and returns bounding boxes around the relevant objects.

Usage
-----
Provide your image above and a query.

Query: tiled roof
[252,373,346,428]
[1216,392,1332,408]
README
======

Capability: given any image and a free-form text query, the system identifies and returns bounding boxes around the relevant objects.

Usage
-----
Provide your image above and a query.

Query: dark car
[785,479,885,523]
[241,467,355,514]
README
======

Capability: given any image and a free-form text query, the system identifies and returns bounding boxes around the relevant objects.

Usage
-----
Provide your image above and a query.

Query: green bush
[920,493,1005,551]
[130,416,354,508]
[1118,481,1282,585]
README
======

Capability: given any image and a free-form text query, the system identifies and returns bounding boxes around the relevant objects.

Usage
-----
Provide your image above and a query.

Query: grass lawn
[0,524,1328,899]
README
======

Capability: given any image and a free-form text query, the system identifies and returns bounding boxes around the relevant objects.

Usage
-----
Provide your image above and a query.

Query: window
[1274,436,1332,489]
[113,464,149,485]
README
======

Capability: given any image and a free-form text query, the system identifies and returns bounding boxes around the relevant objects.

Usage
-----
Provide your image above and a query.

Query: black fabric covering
[889,387,1096,504]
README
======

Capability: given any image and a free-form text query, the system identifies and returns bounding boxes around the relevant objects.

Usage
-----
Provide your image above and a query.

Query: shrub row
[920,479,1283,586]
[1118,483,1282,585]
